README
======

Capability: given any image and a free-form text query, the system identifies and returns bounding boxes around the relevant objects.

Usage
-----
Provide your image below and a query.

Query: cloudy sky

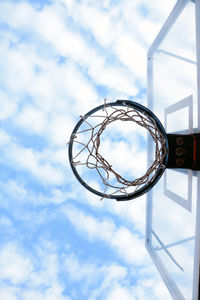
[0,0,179,299]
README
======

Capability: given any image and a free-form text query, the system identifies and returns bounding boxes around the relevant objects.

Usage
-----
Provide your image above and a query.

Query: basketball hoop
[68,100,168,200]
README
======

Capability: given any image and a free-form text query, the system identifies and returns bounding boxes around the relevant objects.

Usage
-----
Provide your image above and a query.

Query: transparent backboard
[146,0,200,299]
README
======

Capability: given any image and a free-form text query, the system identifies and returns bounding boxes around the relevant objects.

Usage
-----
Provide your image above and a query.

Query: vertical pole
[193,1,200,299]
[145,55,154,247]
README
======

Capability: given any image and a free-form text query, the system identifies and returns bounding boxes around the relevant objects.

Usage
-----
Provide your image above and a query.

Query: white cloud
[64,252,127,286]
[0,179,69,207]
[0,243,33,285]
[63,250,129,299]
[15,104,47,134]
[47,148,67,166]
[64,252,96,283]
[63,1,117,47]
[6,180,28,200]
[133,268,171,300]
[106,286,134,300]
[4,143,65,186]
[0,0,139,97]
[89,264,128,300]
[0,91,17,120]
[58,63,98,112]
[112,226,147,264]
[72,185,146,234]
[114,34,146,80]
[30,253,59,287]
[105,265,171,300]
[0,129,11,146]
[22,287,71,300]
[0,47,36,94]
[0,1,35,28]
[48,188,68,204]
[62,205,147,265]
[142,0,176,22]
[59,0,141,93]
[61,0,174,88]
[0,288,18,300]
[14,239,70,300]
[0,240,71,300]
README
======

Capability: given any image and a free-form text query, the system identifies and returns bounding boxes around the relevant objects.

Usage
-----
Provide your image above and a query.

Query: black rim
[68,100,169,201]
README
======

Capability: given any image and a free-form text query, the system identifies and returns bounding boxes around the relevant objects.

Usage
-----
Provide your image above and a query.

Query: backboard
[146,0,200,299]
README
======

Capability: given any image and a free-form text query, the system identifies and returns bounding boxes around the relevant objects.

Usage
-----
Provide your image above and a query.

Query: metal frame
[146,0,200,299]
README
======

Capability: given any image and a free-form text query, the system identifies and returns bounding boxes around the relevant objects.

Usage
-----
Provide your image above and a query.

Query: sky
[0,0,179,299]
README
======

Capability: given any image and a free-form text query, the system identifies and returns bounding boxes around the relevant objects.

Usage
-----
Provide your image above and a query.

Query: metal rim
[68,100,169,200]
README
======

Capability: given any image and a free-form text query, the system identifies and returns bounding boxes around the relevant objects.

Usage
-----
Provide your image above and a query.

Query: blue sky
[0,0,177,299]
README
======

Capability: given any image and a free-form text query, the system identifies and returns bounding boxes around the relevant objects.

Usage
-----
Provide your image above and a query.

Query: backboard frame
[145,0,200,299]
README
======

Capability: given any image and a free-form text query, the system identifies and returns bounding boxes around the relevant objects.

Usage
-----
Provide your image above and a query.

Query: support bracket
[166,133,200,170]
